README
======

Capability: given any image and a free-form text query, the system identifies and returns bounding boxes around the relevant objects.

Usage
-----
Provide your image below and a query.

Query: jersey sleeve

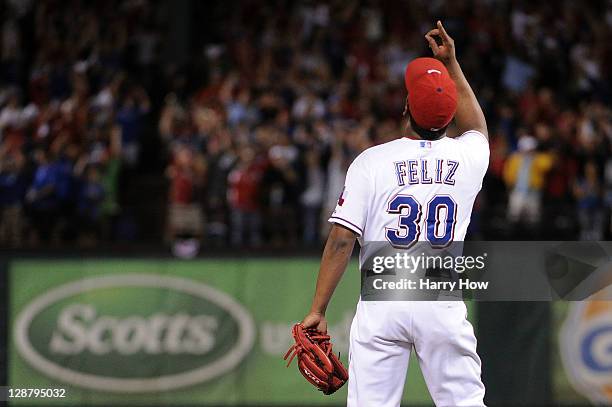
[328,154,371,236]
[456,130,490,179]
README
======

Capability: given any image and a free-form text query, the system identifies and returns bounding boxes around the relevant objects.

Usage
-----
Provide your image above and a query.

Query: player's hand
[301,311,328,333]
[425,20,456,65]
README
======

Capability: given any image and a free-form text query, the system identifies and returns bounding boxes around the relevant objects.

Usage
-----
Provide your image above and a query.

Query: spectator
[0,150,25,246]
[321,126,354,238]
[76,165,106,245]
[98,126,122,239]
[227,146,263,247]
[115,87,150,167]
[503,135,554,228]
[263,143,300,246]
[203,134,235,244]
[301,149,324,245]
[25,149,60,243]
[574,161,604,241]
[166,145,205,241]
[0,91,22,131]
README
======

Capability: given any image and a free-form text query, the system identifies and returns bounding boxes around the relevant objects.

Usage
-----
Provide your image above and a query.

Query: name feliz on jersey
[393,159,459,186]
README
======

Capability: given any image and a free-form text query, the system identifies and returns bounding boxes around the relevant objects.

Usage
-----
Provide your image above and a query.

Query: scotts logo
[14,274,256,393]
[560,286,612,404]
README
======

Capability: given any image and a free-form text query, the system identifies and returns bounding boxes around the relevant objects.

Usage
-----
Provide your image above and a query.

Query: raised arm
[425,21,488,138]
[301,224,357,332]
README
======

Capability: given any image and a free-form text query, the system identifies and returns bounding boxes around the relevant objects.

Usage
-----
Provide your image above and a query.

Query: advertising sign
[9,259,434,405]
[559,287,612,404]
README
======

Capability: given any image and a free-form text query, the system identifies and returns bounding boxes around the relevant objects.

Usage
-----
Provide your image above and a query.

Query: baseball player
[301,21,488,406]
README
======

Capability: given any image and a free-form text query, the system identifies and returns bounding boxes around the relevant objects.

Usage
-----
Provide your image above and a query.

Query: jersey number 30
[385,194,457,248]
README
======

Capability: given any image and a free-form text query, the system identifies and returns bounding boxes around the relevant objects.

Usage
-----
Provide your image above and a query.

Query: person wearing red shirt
[227,146,263,246]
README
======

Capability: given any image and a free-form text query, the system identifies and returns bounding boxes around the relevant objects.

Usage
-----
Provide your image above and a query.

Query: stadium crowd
[0,0,611,248]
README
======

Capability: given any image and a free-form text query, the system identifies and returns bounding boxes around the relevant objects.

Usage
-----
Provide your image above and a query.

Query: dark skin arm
[301,224,357,332]
[425,21,488,139]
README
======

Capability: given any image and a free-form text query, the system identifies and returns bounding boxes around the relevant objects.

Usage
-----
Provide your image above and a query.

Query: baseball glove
[283,323,348,395]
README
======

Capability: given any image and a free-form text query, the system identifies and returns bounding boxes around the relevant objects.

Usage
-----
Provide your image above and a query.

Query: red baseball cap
[405,57,457,131]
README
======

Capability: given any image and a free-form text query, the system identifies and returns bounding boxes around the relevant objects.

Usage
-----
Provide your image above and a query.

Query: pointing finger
[437,20,451,42]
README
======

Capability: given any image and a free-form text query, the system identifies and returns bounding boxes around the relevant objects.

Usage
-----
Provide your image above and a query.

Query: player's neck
[403,132,447,141]
[404,119,446,141]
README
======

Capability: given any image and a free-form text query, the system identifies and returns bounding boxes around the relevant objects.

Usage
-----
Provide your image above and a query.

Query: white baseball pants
[347,300,485,407]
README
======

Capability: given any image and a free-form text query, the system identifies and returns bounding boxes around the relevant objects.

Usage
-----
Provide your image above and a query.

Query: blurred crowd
[1,0,611,248]
[0,0,158,246]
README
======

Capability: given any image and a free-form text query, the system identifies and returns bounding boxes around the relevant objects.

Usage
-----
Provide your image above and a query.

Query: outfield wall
[2,258,602,406]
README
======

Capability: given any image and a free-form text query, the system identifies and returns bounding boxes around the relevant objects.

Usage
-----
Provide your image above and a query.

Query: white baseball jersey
[329,130,489,407]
